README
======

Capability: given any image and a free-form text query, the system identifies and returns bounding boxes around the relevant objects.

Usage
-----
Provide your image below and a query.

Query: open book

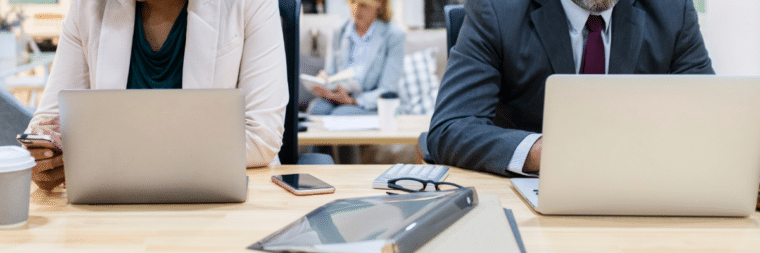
[300,69,362,94]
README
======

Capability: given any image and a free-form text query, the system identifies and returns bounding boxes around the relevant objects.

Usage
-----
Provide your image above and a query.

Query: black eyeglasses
[387,177,463,193]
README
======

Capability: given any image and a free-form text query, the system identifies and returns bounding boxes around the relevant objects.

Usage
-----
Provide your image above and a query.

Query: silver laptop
[512,75,760,216]
[59,89,248,204]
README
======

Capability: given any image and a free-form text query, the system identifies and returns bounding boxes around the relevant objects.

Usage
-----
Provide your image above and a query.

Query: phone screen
[275,173,332,190]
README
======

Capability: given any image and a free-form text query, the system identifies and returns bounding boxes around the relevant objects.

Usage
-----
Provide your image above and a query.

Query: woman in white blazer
[23,0,289,193]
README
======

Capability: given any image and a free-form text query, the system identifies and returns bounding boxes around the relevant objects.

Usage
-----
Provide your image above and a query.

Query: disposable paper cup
[378,92,400,132]
[0,146,35,229]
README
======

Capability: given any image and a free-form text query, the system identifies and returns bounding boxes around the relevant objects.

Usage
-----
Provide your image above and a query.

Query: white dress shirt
[506,0,616,176]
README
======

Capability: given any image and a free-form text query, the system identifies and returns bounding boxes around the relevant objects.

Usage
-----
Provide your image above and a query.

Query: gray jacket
[428,0,714,176]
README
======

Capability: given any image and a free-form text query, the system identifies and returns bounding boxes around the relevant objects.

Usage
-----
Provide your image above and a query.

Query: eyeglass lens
[394,179,428,191]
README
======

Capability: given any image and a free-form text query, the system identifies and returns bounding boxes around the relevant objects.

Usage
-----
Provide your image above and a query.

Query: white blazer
[28,0,289,167]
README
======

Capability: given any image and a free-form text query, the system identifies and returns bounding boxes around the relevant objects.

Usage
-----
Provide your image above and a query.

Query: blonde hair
[377,0,393,23]
[347,0,394,23]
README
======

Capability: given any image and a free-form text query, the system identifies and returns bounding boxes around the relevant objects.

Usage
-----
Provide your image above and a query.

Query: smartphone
[272,173,335,196]
[17,134,59,150]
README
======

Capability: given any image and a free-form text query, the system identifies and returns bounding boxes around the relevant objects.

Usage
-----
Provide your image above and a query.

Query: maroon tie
[580,15,605,74]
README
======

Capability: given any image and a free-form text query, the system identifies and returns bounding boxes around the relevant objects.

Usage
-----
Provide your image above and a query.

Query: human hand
[313,85,356,105]
[26,116,65,196]
[26,147,64,196]
[312,84,331,98]
[522,138,541,174]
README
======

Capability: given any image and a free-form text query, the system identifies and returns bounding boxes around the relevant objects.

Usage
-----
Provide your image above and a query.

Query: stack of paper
[321,116,379,131]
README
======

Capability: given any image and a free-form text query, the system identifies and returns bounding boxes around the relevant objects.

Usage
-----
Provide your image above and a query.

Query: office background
[0,0,758,73]
[1,0,759,163]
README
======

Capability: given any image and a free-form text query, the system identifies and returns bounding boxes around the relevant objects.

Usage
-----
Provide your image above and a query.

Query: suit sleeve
[238,0,288,167]
[427,0,533,176]
[670,0,714,74]
[356,27,405,110]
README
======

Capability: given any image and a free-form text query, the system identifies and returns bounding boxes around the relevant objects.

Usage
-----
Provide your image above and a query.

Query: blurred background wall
[699,0,760,75]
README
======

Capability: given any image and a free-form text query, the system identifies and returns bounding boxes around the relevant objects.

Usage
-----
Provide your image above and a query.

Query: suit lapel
[95,0,135,89]
[609,0,644,74]
[530,0,575,74]
[183,0,220,89]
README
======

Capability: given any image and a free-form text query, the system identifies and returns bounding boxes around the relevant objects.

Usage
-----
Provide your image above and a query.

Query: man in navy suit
[427,0,714,176]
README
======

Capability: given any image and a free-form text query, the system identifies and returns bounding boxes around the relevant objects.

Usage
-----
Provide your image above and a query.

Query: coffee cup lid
[0,146,36,173]
[380,92,399,99]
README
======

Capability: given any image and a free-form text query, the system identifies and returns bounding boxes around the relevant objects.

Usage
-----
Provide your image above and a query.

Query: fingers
[313,85,328,92]
[313,86,334,99]
[29,152,65,192]
[32,165,64,184]
[29,116,63,150]
[312,85,325,95]
[37,115,61,127]
[27,148,56,159]
[333,87,353,105]
[314,86,351,104]
[36,175,65,194]
[32,155,64,174]
[32,166,65,192]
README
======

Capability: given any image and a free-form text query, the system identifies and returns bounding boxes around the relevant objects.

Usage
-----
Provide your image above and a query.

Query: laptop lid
[59,89,248,204]
[538,75,760,216]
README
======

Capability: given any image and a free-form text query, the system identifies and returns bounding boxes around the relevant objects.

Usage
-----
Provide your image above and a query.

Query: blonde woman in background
[23,0,289,195]
[308,0,405,115]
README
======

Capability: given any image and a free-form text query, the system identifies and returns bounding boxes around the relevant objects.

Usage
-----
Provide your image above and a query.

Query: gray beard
[571,0,619,12]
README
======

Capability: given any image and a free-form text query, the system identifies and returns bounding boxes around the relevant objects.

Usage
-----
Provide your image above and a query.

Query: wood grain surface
[1,165,759,252]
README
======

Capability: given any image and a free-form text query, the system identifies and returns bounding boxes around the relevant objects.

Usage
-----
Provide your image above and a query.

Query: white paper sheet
[321,116,379,131]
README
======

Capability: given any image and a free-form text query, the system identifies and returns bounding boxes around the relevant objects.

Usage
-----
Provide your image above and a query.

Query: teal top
[127,2,188,89]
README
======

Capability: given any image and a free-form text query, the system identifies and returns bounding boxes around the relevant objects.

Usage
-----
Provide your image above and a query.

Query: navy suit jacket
[427,0,714,176]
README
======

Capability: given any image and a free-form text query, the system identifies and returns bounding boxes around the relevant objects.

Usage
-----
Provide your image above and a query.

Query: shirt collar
[559,0,615,34]
[348,20,378,43]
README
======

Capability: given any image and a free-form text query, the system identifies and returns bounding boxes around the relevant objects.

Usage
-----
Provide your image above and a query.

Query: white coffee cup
[0,146,36,229]
[377,92,400,132]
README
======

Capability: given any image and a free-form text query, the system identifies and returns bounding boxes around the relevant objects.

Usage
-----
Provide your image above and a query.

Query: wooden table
[299,115,431,145]
[2,165,759,252]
